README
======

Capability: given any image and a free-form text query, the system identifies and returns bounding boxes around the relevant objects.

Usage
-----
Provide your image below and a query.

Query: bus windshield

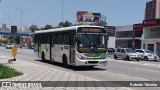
[77,34,107,53]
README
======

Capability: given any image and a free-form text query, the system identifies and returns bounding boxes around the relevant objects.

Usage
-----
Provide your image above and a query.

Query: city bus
[34,25,108,68]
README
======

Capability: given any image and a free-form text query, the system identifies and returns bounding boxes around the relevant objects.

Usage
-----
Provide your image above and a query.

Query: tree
[45,24,53,30]
[64,21,72,27]
[58,21,72,27]
[15,35,20,44]
[38,27,45,30]
[58,22,65,27]
[29,25,38,32]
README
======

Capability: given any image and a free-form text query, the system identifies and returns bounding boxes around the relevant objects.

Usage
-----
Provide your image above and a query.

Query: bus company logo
[2,82,12,88]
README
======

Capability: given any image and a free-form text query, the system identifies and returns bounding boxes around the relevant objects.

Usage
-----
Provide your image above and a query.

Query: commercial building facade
[115,25,142,49]
[141,19,160,57]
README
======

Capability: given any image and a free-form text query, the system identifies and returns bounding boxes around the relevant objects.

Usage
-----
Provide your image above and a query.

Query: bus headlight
[77,54,86,60]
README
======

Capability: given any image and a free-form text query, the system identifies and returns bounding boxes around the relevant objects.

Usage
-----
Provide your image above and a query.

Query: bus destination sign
[78,27,105,33]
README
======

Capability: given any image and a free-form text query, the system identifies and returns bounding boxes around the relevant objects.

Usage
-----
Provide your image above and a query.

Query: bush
[0,64,23,79]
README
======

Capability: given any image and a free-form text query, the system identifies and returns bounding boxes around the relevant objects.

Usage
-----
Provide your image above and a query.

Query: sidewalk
[0,56,130,90]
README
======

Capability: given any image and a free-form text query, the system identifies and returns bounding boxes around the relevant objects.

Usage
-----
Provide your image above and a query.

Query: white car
[135,49,160,62]
[5,43,14,49]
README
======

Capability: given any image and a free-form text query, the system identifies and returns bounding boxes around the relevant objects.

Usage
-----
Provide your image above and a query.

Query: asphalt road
[0,46,160,90]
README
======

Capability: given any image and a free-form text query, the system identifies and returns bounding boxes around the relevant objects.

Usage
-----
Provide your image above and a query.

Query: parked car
[28,45,34,49]
[114,48,141,61]
[135,49,160,62]
[0,42,5,46]
[107,48,115,53]
[5,43,14,49]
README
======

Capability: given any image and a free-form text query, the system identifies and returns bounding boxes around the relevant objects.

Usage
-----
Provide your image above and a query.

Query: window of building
[147,44,154,52]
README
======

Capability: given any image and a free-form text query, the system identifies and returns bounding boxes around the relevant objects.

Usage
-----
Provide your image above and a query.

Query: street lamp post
[62,0,64,23]
[16,9,23,47]
[20,10,23,47]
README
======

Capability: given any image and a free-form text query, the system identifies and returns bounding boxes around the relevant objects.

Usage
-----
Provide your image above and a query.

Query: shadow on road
[35,59,106,71]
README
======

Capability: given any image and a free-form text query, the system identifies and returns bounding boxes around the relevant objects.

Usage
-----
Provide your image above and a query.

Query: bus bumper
[74,57,107,66]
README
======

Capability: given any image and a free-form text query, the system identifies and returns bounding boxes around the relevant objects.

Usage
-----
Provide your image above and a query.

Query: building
[145,0,160,20]
[106,26,115,48]
[132,23,143,49]
[0,35,7,41]
[115,25,133,48]
[141,19,160,57]
[17,25,31,33]
[114,25,143,49]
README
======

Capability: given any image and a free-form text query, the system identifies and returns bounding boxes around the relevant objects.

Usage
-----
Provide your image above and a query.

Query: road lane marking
[108,58,160,68]
[135,68,159,73]
[143,63,149,65]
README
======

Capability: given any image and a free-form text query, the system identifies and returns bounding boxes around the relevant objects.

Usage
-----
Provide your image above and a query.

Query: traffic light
[11,26,17,34]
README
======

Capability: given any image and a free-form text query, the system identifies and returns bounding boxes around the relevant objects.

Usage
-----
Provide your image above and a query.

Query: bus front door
[69,34,75,65]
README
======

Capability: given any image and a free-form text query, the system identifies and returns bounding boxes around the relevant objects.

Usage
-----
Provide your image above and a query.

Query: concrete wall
[108,37,115,48]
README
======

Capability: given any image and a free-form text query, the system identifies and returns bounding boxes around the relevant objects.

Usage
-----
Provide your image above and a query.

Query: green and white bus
[34,25,108,67]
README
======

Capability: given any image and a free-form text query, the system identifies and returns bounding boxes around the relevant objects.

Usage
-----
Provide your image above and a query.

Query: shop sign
[156,42,160,45]
[143,19,160,27]
[133,24,143,30]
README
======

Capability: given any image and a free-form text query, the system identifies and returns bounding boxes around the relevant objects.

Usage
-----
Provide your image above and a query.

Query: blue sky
[0,0,147,28]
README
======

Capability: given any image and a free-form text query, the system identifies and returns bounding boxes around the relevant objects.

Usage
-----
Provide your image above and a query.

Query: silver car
[5,43,14,49]
[135,49,160,62]
[114,48,141,61]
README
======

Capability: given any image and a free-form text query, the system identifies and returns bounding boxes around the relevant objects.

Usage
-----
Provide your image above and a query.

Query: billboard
[2,24,6,30]
[77,11,101,22]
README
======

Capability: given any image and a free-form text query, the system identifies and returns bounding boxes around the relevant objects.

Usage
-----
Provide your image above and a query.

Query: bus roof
[35,25,105,34]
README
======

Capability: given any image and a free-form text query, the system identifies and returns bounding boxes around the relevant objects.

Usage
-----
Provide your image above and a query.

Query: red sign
[133,24,143,30]
[77,11,101,22]
[143,20,156,26]
[156,42,160,45]
[143,19,160,27]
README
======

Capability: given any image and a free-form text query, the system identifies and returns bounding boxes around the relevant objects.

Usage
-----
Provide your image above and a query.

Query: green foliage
[0,64,23,79]
[58,21,72,27]
[30,25,38,32]
[45,24,53,30]
[38,27,45,30]
[15,35,20,44]
[30,20,73,30]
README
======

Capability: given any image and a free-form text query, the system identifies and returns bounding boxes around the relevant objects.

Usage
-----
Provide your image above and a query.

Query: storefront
[142,19,160,57]
[115,25,133,48]
[132,24,143,49]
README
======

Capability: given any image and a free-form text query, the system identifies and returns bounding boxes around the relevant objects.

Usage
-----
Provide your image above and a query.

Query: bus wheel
[41,52,45,61]
[63,55,68,68]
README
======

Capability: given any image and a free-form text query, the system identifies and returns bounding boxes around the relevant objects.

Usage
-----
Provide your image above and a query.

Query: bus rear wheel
[41,52,45,61]
[63,55,68,68]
